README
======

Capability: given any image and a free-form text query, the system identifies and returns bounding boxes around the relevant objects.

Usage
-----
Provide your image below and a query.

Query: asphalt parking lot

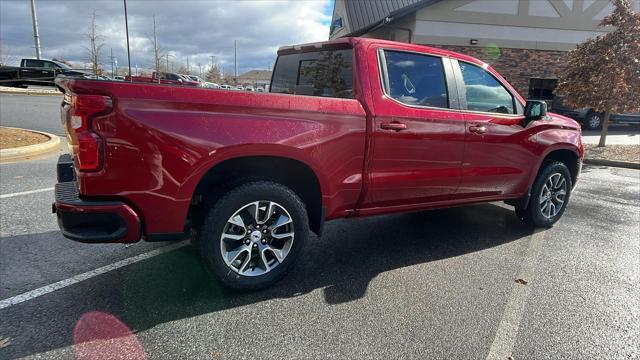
[1,93,639,359]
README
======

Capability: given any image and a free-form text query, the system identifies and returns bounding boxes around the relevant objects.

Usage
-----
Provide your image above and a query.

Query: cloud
[0,0,331,75]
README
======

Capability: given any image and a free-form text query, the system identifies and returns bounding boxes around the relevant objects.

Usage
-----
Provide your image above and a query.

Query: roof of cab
[277,37,486,68]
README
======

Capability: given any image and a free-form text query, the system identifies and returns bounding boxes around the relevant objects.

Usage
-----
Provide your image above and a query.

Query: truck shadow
[0,202,532,358]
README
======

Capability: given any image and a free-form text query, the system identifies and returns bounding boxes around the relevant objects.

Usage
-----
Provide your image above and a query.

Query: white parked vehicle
[187,75,219,89]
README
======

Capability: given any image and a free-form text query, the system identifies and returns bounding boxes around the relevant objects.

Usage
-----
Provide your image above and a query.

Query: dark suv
[552,96,640,130]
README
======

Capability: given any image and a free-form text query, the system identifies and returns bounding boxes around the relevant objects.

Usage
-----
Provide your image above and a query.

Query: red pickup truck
[54,37,583,290]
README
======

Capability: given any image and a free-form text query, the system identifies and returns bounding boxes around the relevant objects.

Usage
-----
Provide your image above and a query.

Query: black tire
[199,181,309,290]
[516,161,572,228]
[584,112,603,130]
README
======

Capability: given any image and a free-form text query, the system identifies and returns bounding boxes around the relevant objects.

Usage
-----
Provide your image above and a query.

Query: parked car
[187,75,219,88]
[219,84,232,90]
[125,72,201,86]
[83,74,111,81]
[245,86,255,91]
[551,96,640,130]
[0,58,85,87]
[113,76,125,81]
[53,37,583,290]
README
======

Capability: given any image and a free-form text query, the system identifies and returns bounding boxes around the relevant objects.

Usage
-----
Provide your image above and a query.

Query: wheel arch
[538,147,581,188]
[516,147,580,211]
[187,154,325,236]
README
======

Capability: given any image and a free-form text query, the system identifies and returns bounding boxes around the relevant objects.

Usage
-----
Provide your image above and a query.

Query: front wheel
[199,181,309,290]
[516,161,572,228]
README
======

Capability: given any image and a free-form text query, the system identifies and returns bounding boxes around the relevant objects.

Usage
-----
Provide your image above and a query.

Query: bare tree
[0,44,14,66]
[175,64,189,74]
[222,70,236,85]
[557,0,640,147]
[150,15,167,76]
[85,10,105,75]
[205,63,222,83]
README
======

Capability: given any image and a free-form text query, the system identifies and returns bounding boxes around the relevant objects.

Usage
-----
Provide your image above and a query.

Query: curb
[584,158,640,170]
[0,90,62,97]
[0,127,61,163]
[0,86,62,96]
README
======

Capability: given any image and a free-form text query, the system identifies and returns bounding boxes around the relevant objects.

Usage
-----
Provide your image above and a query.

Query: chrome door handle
[380,121,407,131]
[469,125,487,134]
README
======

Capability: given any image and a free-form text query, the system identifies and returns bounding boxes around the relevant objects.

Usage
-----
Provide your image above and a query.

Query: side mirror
[524,100,547,122]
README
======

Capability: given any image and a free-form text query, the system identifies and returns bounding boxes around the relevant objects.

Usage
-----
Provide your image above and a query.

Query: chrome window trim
[377,48,451,110]
[456,59,523,116]
[376,47,524,118]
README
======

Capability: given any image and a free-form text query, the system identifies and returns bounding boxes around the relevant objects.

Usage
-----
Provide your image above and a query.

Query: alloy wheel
[220,201,294,276]
[588,114,601,129]
[539,173,567,219]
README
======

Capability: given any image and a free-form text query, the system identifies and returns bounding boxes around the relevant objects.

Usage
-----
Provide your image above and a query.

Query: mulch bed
[0,127,50,149]
[585,144,640,163]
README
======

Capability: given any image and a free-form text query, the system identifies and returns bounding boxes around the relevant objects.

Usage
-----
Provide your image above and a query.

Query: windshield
[52,61,71,69]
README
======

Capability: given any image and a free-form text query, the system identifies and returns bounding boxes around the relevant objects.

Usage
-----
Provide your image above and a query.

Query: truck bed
[56,77,368,235]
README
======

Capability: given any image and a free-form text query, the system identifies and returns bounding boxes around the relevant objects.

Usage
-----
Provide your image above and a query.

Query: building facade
[330,0,639,99]
[237,69,272,89]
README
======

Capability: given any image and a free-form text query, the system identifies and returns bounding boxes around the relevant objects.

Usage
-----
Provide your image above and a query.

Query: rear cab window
[270,48,354,99]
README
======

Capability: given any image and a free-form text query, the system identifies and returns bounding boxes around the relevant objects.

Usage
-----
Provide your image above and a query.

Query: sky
[0,0,335,75]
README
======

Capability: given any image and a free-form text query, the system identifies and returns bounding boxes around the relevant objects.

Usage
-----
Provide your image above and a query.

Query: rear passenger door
[365,49,466,208]
[20,59,46,80]
[452,60,534,199]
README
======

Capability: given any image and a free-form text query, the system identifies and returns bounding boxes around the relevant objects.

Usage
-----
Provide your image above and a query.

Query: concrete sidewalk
[582,132,640,145]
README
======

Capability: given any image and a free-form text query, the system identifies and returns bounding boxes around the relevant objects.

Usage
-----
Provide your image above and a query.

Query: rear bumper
[52,155,141,243]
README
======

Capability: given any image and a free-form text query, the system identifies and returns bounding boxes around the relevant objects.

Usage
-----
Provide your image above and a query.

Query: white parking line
[486,229,547,360]
[0,187,54,199]
[0,241,188,310]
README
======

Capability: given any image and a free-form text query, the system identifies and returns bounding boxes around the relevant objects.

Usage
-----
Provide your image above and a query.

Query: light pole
[234,40,237,79]
[166,53,175,73]
[124,0,132,80]
[29,0,42,59]
[110,47,114,77]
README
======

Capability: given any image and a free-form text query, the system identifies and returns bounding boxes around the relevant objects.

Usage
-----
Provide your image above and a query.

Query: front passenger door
[453,60,535,199]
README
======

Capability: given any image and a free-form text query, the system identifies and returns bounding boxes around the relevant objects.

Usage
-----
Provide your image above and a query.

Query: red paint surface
[55,37,583,241]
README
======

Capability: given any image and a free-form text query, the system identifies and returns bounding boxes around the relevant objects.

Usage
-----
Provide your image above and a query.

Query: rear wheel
[584,112,603,130]
[516,161,572,228]
[199,181,309,290]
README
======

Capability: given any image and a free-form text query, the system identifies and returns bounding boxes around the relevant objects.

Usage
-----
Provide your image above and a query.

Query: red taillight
[68,94,112,171]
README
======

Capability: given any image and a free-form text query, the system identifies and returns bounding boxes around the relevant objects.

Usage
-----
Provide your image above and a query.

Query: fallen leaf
[515,278,528,285]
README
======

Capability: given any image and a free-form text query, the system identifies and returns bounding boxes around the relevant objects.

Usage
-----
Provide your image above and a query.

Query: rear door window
[270,49,354,99]
[381,50,449,108]
[24,59,45,68]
